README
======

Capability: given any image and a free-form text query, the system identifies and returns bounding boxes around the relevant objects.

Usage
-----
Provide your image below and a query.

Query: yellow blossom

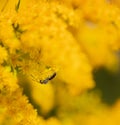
[0,46,8,64]
[76,23,119,70]
[30,81,55,115]
[0,0,120,124]
[0,66,18,93]
[46,117,61,125]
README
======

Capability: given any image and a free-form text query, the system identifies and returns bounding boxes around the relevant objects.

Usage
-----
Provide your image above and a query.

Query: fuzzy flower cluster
[0,0,120,125]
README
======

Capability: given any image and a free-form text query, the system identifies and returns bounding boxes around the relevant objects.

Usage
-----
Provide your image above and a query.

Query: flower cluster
[0,0,120,124]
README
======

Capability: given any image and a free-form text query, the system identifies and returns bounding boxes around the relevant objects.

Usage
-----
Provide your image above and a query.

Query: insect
[31,72,56,84]
[40,72,56,84]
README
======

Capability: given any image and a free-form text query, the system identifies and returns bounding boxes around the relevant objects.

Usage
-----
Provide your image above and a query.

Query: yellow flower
[0,0,120,124]
[0,66,18,94]
[30,81,55,115]
[76,23,119,71]
[0,18,20,53]
[0,46,8,64]
[46,117,61,125]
